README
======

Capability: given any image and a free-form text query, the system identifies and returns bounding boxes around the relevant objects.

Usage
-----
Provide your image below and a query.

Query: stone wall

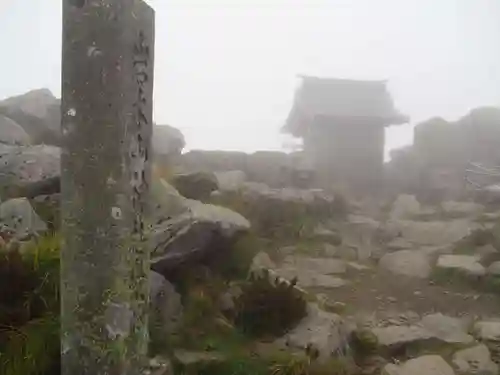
[178,150,313,188]
[386,106,500,202]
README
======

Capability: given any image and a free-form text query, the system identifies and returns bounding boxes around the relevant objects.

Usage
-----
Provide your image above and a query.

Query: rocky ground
[1,89,500,375]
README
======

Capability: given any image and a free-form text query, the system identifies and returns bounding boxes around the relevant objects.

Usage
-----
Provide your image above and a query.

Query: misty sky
[1,0,499,157]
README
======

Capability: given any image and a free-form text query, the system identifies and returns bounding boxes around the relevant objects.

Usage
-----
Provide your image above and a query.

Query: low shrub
[234,271,307,338]
[0,233,60,375]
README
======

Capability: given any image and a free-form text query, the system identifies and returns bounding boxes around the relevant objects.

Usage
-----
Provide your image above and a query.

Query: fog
[1,0,499,156]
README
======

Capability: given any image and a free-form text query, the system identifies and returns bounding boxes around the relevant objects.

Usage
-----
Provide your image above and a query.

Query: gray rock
[0,89,60,145]
[324,243,358,261]
[473,321,500,342]
[0,198,47,239]
[452,344,498,375]
[420,313,474,344]
[371,325,436,350]
[441,201,484,217]
[152,124,185,157]
[278,303,351,360]
[0,144,60,187]
[337,215,381,261]
[383,355,455,375]
[171,171,219,201]
[282,255,347,275]
[273,255,348,288]
[215,170,246,192]
[149,271,183,337]
[250,251,276,274]
[487,261,500,276]
[436,255,486,277]
[385,219,472,247]
[390,194,421,220]
[379,250,432,278]
[0,115,30,145]
[150,178,188,224]
[150,200,250,275]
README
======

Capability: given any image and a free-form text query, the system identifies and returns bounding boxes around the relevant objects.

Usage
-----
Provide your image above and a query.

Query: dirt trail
[317,265,500,321]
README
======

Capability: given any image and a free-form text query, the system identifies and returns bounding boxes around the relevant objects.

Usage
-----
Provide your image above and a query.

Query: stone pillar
[60,1,154,374]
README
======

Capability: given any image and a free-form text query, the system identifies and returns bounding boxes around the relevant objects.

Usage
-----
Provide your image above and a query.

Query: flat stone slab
[379,250,432,278]
[371,325,435,349]
[420,313,474,344]
[282,255,347,274]
[276,267,348,288]
[436,255,486,277]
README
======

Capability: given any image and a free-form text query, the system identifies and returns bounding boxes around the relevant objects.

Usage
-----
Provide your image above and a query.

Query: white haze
[1,0,499,159]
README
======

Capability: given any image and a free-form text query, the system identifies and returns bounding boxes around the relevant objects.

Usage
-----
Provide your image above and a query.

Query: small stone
[387,297,397,303]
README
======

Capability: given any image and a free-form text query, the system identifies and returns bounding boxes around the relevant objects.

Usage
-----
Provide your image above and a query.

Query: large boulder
[152,124,185,158]
[0,115,30,146]
[149,271,183,339]
[452,344,498,375]
[0,89,61,145]
[0,145,60,189]
[0,198,47,239]
[150,197,250,277]
[171,171,219,202]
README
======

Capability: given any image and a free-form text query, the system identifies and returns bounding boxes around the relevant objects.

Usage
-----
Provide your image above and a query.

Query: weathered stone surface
[473,321,500,342]
[152,124,185,157]
[383,355,455,375]
[149,272,183,337]
[0,115,30,145]
[390,194,421,220]
[150,178,188,223]
[275,267,348,288]
[487,261,500,276]
[371,325,435,350]
[385,219,472,247]
[0,88,60,145]
[215,170,247,191]
[420,313,473,345]
[60,0,155,373]
[173,350,225,370]
[379,250,432,278]
[0,198,47,239]
[250,251,276,274]
[337,215,381,261]
[240,182,338,217]
[278,304,351,359]
[150,201,250,275]
[452,344,498,375]
[282,255,347,275]
[0,145,60,187]
[171,171,219,201]
[323,243,358,261]
[436,255,486,277]
[441,201,485,217]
